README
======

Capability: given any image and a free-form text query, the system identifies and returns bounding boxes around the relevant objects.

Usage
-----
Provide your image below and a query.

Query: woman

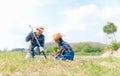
[53,33,74,61]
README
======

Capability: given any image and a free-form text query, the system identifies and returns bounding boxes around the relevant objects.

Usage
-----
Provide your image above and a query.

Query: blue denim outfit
[55,39,74,61]
[25,32,45,57]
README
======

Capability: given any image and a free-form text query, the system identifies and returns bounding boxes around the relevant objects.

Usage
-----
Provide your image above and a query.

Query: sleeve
[41,35,45,47]
[56,46,65,57]
[58,43,70,54]
[63,44,69,51]
[25,31,33,42]
[39,35,45,47]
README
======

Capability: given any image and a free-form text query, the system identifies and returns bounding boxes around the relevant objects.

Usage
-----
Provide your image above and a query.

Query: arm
[55,43,70,57]
[25,31,33,42]
[55,50,61,57]
[41,35,45,47]
[55,46,65,57]
[38,35,45,47]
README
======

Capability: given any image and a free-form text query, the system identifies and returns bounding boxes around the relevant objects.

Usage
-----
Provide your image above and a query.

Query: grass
[75,51,103,56]
[0,52,120,76]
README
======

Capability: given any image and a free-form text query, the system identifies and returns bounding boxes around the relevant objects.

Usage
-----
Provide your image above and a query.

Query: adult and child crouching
[25,25,74,61]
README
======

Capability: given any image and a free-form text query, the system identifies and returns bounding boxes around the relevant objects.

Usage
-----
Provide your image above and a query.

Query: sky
[0,0,120,50]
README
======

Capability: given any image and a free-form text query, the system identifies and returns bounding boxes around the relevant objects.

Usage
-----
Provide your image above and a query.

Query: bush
[109,42,119,51]
[52,45,58,53]
[73,43,90,52]
[73,43,103,55]
[92,46,103,52]
[45,45,58,55]
[81,44,92,53]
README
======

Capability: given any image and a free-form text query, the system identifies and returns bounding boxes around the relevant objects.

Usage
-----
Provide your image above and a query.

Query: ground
[0,52,120,76]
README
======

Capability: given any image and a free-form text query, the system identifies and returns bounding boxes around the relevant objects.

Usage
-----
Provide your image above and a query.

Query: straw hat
[53,33,62,41]
[36,26,44,32]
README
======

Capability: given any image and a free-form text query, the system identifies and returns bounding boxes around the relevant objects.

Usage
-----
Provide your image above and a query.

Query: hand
[39,47,44,52]
[54,55,57,58]
[51,55,56,60]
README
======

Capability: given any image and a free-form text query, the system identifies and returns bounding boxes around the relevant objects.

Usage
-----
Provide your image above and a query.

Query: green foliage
[109,42,119,51]
[93,46,103,52]
[103,22,118,43]
[51,45,58,53]
[73,43,103,55]
[45,45,58,55]
[74,43,88,52]
[103,22,117,34]
[81,44,92,52]
[44,49,50,54]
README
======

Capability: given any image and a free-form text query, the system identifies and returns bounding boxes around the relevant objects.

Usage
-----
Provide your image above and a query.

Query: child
[53,33,74,61]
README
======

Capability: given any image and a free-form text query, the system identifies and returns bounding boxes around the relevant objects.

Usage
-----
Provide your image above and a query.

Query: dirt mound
[101,48,120,57]
[101,51,113,57]
[112,48,120,56]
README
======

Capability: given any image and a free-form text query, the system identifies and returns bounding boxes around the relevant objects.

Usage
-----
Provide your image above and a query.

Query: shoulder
[62,40,68,44]
[63,41,72,48]
[60,40,68,46]
[40,34,45,39]
[40,34,45,37]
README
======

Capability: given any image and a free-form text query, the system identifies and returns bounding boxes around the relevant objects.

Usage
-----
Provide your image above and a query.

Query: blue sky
[0,0,120,50]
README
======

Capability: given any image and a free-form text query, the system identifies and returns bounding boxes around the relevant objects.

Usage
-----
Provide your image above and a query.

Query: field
[0,52,120,76]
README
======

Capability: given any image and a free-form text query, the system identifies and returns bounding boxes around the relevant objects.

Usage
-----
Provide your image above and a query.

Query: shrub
[92,46,103,52]
[52,45,58,53]
[73,43,103,55]
[109,42,119,51]
[81,44,92,53]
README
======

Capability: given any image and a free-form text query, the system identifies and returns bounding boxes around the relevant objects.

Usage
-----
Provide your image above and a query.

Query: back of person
[53,33,74,61]
[58,39,74,60]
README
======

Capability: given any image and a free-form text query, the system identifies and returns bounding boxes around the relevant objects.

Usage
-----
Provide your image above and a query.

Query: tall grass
[0,52,120,76]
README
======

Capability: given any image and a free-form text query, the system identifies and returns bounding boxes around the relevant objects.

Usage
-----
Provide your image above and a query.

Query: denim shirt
[26,32,45,47]
[58,39,73,55]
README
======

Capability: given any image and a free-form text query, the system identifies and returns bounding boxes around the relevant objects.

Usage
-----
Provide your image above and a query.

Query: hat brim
[36,28,44,32]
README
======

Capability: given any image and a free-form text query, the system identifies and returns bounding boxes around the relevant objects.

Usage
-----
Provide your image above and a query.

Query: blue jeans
[55,51,74,61]
[30,46,40,57]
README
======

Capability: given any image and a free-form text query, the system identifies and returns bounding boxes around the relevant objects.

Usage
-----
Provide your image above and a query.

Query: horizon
[0,41,109,51]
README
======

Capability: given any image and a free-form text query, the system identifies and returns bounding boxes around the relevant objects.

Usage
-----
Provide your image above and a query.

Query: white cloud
[0,0,40,19]
[63,4,96,20]
[96,31,105,36]
[61,4,97,32]
[55,4,98,42]
[99,7,120,19]
[100,7,114,19]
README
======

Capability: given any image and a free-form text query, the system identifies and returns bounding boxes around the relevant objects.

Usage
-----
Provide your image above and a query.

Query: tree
[103,22,117,42]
